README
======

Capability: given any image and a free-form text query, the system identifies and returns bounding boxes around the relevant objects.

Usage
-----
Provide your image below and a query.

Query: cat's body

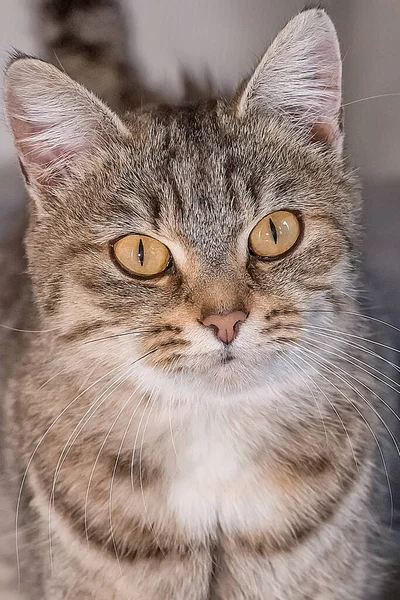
[1,261,377,600]
[0,2,389,599]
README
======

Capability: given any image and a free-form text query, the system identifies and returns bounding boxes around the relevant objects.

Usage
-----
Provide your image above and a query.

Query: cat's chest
[165,414,275,538]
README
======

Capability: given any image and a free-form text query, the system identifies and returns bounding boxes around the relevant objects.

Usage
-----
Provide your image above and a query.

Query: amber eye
[112,234,171,278]
[249,211,301,259]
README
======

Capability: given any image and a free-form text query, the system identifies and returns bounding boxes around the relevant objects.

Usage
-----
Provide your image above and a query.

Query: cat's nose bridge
[192,277,249,344]
[194,276,247,309]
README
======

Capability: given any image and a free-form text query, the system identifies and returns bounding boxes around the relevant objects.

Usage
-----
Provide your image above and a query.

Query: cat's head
[4,9,359,400]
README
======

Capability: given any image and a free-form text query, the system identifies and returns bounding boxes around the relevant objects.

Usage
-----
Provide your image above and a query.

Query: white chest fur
[166,408,276,540]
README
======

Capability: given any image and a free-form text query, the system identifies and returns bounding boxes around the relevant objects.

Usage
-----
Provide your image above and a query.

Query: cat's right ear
[237,9,343,153]
[4,54,130,204]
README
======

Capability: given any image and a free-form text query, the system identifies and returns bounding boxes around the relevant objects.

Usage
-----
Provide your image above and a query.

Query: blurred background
[0,0,399,598]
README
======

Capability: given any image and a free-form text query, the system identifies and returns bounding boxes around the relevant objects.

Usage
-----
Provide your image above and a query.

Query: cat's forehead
[85,103,346,266]
[118,104,300,244]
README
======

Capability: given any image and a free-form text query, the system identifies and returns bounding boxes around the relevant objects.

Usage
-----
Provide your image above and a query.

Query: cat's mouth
[221,348,235,365]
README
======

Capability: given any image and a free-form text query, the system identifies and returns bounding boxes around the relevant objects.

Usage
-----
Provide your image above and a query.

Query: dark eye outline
[109,234,173,280]
[248,210,304,262]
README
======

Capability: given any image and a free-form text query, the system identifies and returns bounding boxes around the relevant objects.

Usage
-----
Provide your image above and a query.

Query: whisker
[130,395,152,498]
[83,328,160,345]
[83,365,138,552]
[0,323,58,333]
[305,327,400,376]
[35,356,100,396]
[299,309,400,339]
[49,348,159,567]
[77,359,102,393]
[285,353,359,471]
[36,367,69,392]
[299,322,400,356]
[280,354,330,449]
[48,366,135,572]
[301,336,400,417]
[299,341,400,455]
[294,346,396,526]
[108,389,149,571]
[296,345,400,459]
[138,392,166,557]
[15,361,126,588]
[168,397,179,460]
[127,393,164,557]
[343,92,400,107]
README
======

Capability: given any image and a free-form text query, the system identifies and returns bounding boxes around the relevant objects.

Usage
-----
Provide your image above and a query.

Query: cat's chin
[134,345,294,400]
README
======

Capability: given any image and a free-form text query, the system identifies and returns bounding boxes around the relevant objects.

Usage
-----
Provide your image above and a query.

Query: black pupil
[138,238,145,266]
[269,218,278,244]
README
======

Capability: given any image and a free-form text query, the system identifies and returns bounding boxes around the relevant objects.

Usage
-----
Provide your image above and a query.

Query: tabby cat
[0,2,388,599]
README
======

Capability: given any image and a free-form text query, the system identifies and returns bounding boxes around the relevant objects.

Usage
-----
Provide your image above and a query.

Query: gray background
[0,0,399,178]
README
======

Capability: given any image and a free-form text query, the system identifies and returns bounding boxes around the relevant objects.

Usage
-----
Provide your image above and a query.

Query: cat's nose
[201,311,247,345]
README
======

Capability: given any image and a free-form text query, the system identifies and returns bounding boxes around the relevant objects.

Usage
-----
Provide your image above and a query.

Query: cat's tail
[37,0,150,112]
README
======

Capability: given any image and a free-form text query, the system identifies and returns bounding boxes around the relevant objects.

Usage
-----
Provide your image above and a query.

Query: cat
[0,2,391,599]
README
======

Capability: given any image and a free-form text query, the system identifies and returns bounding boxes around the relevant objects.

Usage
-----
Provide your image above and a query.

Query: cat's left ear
[237,9,343,153]
[4,54,130,192]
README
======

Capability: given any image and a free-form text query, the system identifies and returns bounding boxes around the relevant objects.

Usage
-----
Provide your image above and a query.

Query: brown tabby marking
[1,6,384,600]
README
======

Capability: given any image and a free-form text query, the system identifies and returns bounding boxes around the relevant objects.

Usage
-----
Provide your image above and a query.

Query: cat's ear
[4,55,130,191]
[237,9,343,152]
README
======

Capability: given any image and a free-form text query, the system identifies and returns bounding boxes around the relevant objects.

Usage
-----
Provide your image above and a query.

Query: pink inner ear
[239,10,343,152]
[299,40,342,145]
[311,122,335,144]
[12,111,90,186]
[14,118,75,168]
[6,82,89,185]
[5,58,129,188]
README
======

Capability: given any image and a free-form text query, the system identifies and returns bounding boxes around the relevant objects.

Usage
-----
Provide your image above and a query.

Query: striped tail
[38,0,150,112]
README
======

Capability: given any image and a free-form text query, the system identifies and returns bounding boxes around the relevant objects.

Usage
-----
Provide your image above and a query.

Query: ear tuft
[4,56,129,188]
[5,49,36,71]
[238,9,343,152]
[300,3,326,12]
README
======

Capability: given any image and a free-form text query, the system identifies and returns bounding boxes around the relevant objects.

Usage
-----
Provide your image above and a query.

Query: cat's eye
[249,211,301,259]
[111,234,171,278]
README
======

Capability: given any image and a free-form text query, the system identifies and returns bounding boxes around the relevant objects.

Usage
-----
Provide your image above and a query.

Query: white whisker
[15,361,126,587]
[303,323,400,356]
[280,354,330,450]
[138,392,165,557]
[83,365,137,552]
[301,336,400,420]
[294,346,396,526]
[287,352,359,471]
[108,389,149,571]
[344,92,400,107]
[304,326,400,376]
[48,365,134,572]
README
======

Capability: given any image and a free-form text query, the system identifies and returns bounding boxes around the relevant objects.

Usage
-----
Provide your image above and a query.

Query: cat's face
[5,9,359,398]
[24,106,357,397]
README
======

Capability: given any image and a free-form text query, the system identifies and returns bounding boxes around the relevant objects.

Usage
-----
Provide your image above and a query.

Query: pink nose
[201,311,247,345]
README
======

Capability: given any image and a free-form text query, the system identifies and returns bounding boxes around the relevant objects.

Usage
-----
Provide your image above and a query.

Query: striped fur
[1,6,389,600]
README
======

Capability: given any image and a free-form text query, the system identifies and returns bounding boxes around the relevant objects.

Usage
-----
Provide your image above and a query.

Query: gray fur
[1,6,390,599]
